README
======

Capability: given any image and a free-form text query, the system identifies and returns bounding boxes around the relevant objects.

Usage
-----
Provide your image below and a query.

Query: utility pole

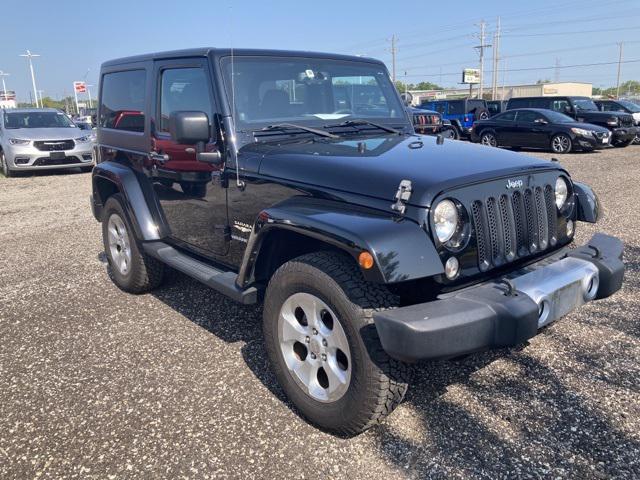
[20,50,41,108]
[474,20,491,99]
[491,17,501,100]
[389,34,398,83]
[616,42,624,99]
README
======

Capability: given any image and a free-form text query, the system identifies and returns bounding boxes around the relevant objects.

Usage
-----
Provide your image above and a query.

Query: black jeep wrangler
[91,48,624,435]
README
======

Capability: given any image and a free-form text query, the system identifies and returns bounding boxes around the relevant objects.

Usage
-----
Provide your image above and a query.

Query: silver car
[0,108,95,177]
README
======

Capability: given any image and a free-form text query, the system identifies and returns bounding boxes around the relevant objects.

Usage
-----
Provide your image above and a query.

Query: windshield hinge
[391,179,412,215]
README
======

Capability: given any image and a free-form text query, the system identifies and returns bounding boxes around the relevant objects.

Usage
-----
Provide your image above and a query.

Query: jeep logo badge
[506,179,524,189]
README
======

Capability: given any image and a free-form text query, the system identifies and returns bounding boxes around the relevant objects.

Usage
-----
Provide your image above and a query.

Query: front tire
[442,126,459,140]
[102,194,165,293]
[1,152,14,177]
[551,133,572,154]
[480,131,498,147]
[263,251,411,435]
[613,137,635,148]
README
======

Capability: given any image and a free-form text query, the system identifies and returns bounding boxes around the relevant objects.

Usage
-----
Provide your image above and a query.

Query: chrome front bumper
[6,143,94,170]
[374,233,624,362]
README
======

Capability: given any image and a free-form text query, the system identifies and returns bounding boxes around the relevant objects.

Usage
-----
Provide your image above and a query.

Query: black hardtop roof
[509,95,591,101]
[101,48,384,69]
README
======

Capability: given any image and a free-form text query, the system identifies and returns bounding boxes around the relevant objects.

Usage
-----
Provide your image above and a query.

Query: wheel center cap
[309,338,322,356]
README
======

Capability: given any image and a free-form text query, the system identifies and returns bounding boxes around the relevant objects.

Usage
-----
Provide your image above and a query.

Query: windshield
[618,100,640,112]
[543,110,575,123]
[3,111,74,129]
[572,99,598,111]
[220,56,406,130]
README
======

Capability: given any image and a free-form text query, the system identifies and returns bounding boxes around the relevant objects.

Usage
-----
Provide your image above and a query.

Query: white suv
[0,108,94,177]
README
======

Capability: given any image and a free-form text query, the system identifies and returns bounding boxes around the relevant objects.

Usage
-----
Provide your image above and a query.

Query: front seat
[259,89,290,119]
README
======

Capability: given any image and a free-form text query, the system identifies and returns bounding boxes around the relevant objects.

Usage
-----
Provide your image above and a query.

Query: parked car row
[410,95,639,153]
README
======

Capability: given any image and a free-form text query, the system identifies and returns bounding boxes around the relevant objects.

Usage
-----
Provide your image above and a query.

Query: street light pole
[0,71,9,97]
[86,84,94,109]
[19,50,41,108]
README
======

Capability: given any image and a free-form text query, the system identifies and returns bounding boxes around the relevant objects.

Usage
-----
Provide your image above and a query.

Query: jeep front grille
[471,185,557,271]
[33,139,75,151]
[620,115,634,127]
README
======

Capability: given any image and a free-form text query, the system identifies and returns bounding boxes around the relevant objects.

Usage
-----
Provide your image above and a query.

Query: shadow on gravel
[371,343,640,478]
[150,270,289,405]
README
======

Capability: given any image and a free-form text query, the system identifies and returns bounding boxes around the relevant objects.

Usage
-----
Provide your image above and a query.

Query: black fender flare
[237,197,444,287]
[573,181,600,223]
[92,161,169,241]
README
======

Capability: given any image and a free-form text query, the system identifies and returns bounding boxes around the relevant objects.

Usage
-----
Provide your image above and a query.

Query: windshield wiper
[324,119,402,135]
[258,123,338,139]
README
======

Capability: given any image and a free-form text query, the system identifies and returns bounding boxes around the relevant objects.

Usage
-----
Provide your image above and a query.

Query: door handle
[150,151,170,164]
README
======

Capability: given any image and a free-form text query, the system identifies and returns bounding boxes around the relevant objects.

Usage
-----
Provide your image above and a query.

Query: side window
[496,111,516,122]
[159,67,213,133]
[447,101,464,115]
[508,99,527,109]
[434,103,446,114]
[516,111,539,123]
[551,99,569,112]
[100,70,146,132]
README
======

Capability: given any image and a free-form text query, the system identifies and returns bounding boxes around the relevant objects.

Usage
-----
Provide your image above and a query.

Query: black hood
[249,134,559,207]
[575,110,629,121]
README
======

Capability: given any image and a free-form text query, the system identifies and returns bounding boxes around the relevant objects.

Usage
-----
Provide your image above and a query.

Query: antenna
[228,3,244,190]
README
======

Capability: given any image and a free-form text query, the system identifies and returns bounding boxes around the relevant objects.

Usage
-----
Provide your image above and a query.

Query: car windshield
[542,110,575,123]
[618,100,640,112]
[572,99,598,111]
[3,111,74,129]
[220,56,406,131]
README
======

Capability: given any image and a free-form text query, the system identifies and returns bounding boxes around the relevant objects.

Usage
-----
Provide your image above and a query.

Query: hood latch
[391,179,412,214]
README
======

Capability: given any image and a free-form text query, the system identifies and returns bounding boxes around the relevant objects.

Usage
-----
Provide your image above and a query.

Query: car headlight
[9,138,30,145]
[76,136,92,143]
[433,199,459,243]
[606,117,619,126]
[555,177,569,209]
[571,127,592,136]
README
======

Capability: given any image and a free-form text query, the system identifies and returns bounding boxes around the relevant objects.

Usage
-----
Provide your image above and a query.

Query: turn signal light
[358,251,374,270]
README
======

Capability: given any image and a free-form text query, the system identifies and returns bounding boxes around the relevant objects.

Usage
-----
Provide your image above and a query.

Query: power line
[401,59,640,78]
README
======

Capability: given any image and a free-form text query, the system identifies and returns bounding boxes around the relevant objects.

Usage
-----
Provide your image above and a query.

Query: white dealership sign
[462,68,480,84]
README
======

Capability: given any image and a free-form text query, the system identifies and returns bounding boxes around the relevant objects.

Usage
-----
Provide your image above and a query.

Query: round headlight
[555,177,568,209]
[433,199,458,243]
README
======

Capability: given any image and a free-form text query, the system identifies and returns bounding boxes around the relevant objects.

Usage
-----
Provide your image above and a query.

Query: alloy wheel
[481,133,497,147]
[278,292,351,402]
[107,213,132,275]
[552,135,570,153]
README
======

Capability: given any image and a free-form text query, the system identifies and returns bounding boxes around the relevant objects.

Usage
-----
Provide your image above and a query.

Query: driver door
[148,58,229,257]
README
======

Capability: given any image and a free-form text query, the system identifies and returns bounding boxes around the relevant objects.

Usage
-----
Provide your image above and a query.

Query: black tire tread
[268,251,410,435]
[103,194,164,294]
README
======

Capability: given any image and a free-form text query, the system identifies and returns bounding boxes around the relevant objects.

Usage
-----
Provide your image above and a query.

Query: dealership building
[409,82,593,105]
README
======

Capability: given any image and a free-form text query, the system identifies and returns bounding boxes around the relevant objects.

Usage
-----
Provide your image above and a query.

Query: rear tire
[102,194,164,293]
[263,251,411,435]
[551,133,572,154]
[180,182,207,198]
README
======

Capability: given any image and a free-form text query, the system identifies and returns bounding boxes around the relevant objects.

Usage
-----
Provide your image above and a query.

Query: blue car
[419,98,490,139]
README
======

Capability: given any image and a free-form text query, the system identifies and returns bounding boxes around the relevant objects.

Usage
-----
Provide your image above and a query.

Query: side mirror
[169,111,222,165]
[169,111,211,144]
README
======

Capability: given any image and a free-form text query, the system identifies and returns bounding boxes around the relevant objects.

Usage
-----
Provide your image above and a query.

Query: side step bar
[143,242,258,304]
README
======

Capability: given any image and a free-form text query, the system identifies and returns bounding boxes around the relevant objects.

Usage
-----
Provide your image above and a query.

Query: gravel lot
[1,145,639,479]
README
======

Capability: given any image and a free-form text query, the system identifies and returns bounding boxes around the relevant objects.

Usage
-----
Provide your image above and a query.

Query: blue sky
[1,0,638,102]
